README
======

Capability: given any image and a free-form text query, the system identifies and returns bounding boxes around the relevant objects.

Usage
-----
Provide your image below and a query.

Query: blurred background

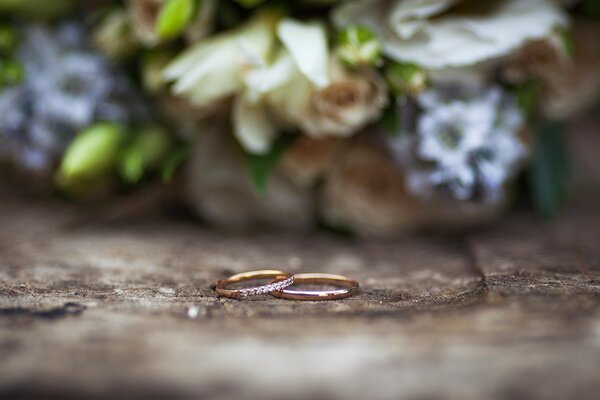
[0,1,599,399]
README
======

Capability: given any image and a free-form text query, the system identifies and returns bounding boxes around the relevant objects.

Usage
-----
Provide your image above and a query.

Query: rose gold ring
[270,273,359,301]
[215,269,294,299]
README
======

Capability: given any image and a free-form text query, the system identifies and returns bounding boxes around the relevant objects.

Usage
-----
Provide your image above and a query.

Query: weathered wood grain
[1,189,599,400]
[0,117,599,400]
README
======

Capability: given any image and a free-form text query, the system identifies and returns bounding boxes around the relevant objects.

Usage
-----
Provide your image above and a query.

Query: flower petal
[244,50,297,101]
[163,14,276,107]
[277,18,329,87]
[383,0,568,69]
[233,94,278,155]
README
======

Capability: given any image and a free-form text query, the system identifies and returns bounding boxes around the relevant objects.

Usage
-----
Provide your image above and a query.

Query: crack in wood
[0,302,86,319]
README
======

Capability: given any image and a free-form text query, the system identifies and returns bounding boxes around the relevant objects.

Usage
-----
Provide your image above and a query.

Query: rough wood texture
[1,119,599,400]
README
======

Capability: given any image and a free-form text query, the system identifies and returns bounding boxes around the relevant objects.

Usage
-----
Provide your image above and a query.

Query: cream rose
[238,52,388,152]
[299,61,388,138]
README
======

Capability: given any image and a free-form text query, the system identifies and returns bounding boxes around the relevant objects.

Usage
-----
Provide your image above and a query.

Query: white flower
[163,12,277,108]
[277,18,330,88]
[389,85,528,202]
[334,0,568,69]
[232,17,326,154]
[236,19,386,153]
[165,16,386,154]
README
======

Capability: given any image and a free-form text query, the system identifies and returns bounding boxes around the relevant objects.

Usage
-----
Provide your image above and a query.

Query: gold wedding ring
[215,269,294,299]
[270,273,359,301]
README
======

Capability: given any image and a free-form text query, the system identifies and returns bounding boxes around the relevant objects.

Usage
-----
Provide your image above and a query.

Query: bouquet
[1,0,599,235]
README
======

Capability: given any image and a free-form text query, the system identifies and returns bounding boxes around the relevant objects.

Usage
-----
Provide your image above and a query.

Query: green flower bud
[0,60,24,87]
[58,123,124,186]
[120,125,172,183]
[0,0,75,18]
[93,9,139,60]
[0,25,18,55]
[156,0,196,40]
[336,25,382,67]
[385,62,427,96]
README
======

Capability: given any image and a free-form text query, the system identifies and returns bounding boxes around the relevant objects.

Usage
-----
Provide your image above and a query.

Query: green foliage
[559,29,574,58]
[0,25,23,89]
[58,123,177,190]
[161,144,191,182]
[0,25,18,55]
[515,80,540,121]
[379,98,401,137]
[120,126,173,184]
[156,0,198,40]
[121,145,145,184]
[248,134,296,195]
[0,60,23,87]
[528,121,569,218]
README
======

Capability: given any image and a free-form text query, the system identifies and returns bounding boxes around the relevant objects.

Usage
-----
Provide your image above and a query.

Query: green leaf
[135,125,172,167]
[528,121,569,218]
[515,80,540,121]
[0,60,24,87]
[161,144,191,182]
[120,145,144,184]
[559,29,574,58]
[379,97,400,137]
[156,0,196,40]
[248,134,296,195]
[119,125,172,184]
[0,25,18,55]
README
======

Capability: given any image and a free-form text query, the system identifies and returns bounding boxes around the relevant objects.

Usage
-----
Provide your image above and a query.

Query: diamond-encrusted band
[238,276,294,298]
[215,270,294,299]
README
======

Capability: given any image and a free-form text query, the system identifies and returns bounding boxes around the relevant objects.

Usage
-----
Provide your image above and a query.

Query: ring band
[215,269,294,299]
[270,273,358,301]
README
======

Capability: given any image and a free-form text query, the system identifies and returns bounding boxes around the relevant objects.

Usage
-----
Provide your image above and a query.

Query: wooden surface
[1,121,600,399]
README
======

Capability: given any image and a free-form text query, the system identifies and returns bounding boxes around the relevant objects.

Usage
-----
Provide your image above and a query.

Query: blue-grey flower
[0,22,148,175]
[389,85,528,202]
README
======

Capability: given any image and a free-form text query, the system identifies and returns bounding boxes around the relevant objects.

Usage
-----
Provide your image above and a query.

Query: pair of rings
[215,269,359,301]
